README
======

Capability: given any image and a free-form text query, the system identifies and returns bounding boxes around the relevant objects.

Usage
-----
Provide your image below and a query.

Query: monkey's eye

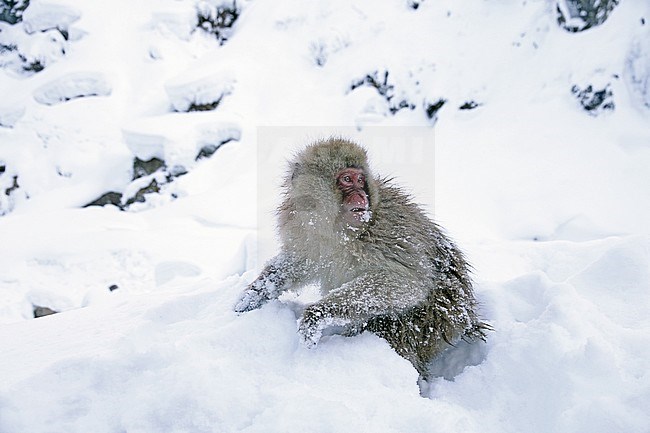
[358,174,365,183]
[343,175,352,183]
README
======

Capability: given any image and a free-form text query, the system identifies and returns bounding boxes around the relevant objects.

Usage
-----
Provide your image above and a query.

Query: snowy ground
[1,1,649,432]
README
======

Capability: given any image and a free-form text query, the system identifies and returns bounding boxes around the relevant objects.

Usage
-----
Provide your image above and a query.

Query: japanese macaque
[235,138,488,379]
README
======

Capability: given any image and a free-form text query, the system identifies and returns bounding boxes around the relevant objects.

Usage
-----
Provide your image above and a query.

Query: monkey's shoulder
[363,182,468,272]
[371,183,435,235]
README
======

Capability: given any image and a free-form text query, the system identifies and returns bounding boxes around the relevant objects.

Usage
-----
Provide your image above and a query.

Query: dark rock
[459,101,481,110]
[0,0,30,24]
[33,305,57,318]
[196,138,235,161]
[196,144,221,160]
[4,174,18,196]
[351,71,393,97]
[187,99,222,112]
[350,70,415,115]
[0,169,19,216]
[84,191,123,209]
[21,58,44,73]
[196,0,240,45]
[85,156,186,210]
[571,83,615,114]
[133,157,165,180]
[124,178,161,207]
[556,0,619,33]
[108,284,119,292]
[425,98,447,123]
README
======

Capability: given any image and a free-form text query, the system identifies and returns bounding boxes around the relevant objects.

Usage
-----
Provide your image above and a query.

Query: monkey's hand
[298,305,351,348]
[234,286,270,313]
[298,306,327,348]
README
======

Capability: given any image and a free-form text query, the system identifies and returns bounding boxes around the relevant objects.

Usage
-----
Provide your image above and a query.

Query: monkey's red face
[336,168,370,228]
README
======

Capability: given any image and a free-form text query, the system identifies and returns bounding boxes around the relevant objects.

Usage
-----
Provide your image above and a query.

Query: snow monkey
[235,138,488,379]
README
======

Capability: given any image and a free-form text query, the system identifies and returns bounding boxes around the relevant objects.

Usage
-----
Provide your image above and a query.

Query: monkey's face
[336,167,371,229]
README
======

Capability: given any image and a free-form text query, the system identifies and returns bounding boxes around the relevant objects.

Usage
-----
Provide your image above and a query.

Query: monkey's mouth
[350,207,368,213]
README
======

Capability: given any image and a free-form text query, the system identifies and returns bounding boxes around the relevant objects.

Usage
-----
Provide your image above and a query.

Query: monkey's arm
[234,252,312,313]
[298,271,428,347]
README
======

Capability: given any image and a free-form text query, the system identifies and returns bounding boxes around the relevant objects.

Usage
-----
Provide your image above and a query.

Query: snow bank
[1,236,648,433]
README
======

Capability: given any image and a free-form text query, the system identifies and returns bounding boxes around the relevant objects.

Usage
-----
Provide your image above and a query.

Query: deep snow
[1,0,649,432]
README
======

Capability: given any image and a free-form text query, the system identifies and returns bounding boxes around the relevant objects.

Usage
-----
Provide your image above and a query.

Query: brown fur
[235,138,488,379]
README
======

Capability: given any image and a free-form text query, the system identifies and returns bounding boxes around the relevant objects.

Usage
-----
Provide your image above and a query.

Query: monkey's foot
[234,289,269,313]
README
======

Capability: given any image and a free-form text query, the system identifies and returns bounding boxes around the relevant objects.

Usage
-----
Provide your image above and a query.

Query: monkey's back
[361,181,487,377]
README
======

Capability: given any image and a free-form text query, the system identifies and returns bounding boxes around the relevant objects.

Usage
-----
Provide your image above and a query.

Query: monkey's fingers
[297,308,325,348]
[233,289,269,313]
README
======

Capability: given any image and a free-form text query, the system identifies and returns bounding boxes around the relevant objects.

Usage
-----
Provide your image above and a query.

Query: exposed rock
[196,0,240,45]
[85,157,187,210]
[84,191,123,209]
[1,171,19,216]
[0,25,66,75]
[133,157,165,180]
[425,98,447,124]
[33,305,57,318]
[4,174,18,194]
[196,137,235,161]
[0,0,30,24]
[571,83,615,115]
[350,70,415,115]
[188,100,222,112]
[459,101,481,110]
[124,178,162,207]
[556,0,619,33]
[85,128,238,211]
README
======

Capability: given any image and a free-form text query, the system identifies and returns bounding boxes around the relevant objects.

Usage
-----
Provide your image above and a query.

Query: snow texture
[0,0,649,432]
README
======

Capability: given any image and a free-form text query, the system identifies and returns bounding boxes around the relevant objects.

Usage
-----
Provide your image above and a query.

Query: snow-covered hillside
[1,0,649,432]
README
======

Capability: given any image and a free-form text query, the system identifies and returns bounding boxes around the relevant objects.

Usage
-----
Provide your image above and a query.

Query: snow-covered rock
[33,71,112,105]
[556,0,620,32]
[165,71,235,112]
[22,2,80,34]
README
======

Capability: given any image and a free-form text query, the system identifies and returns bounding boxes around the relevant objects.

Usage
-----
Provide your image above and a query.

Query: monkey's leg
[298,272,428,347]
[234,253,312,313]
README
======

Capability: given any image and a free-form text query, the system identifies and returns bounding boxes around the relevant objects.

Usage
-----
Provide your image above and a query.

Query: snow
[33,71,112,105]
[1,0,650,432]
